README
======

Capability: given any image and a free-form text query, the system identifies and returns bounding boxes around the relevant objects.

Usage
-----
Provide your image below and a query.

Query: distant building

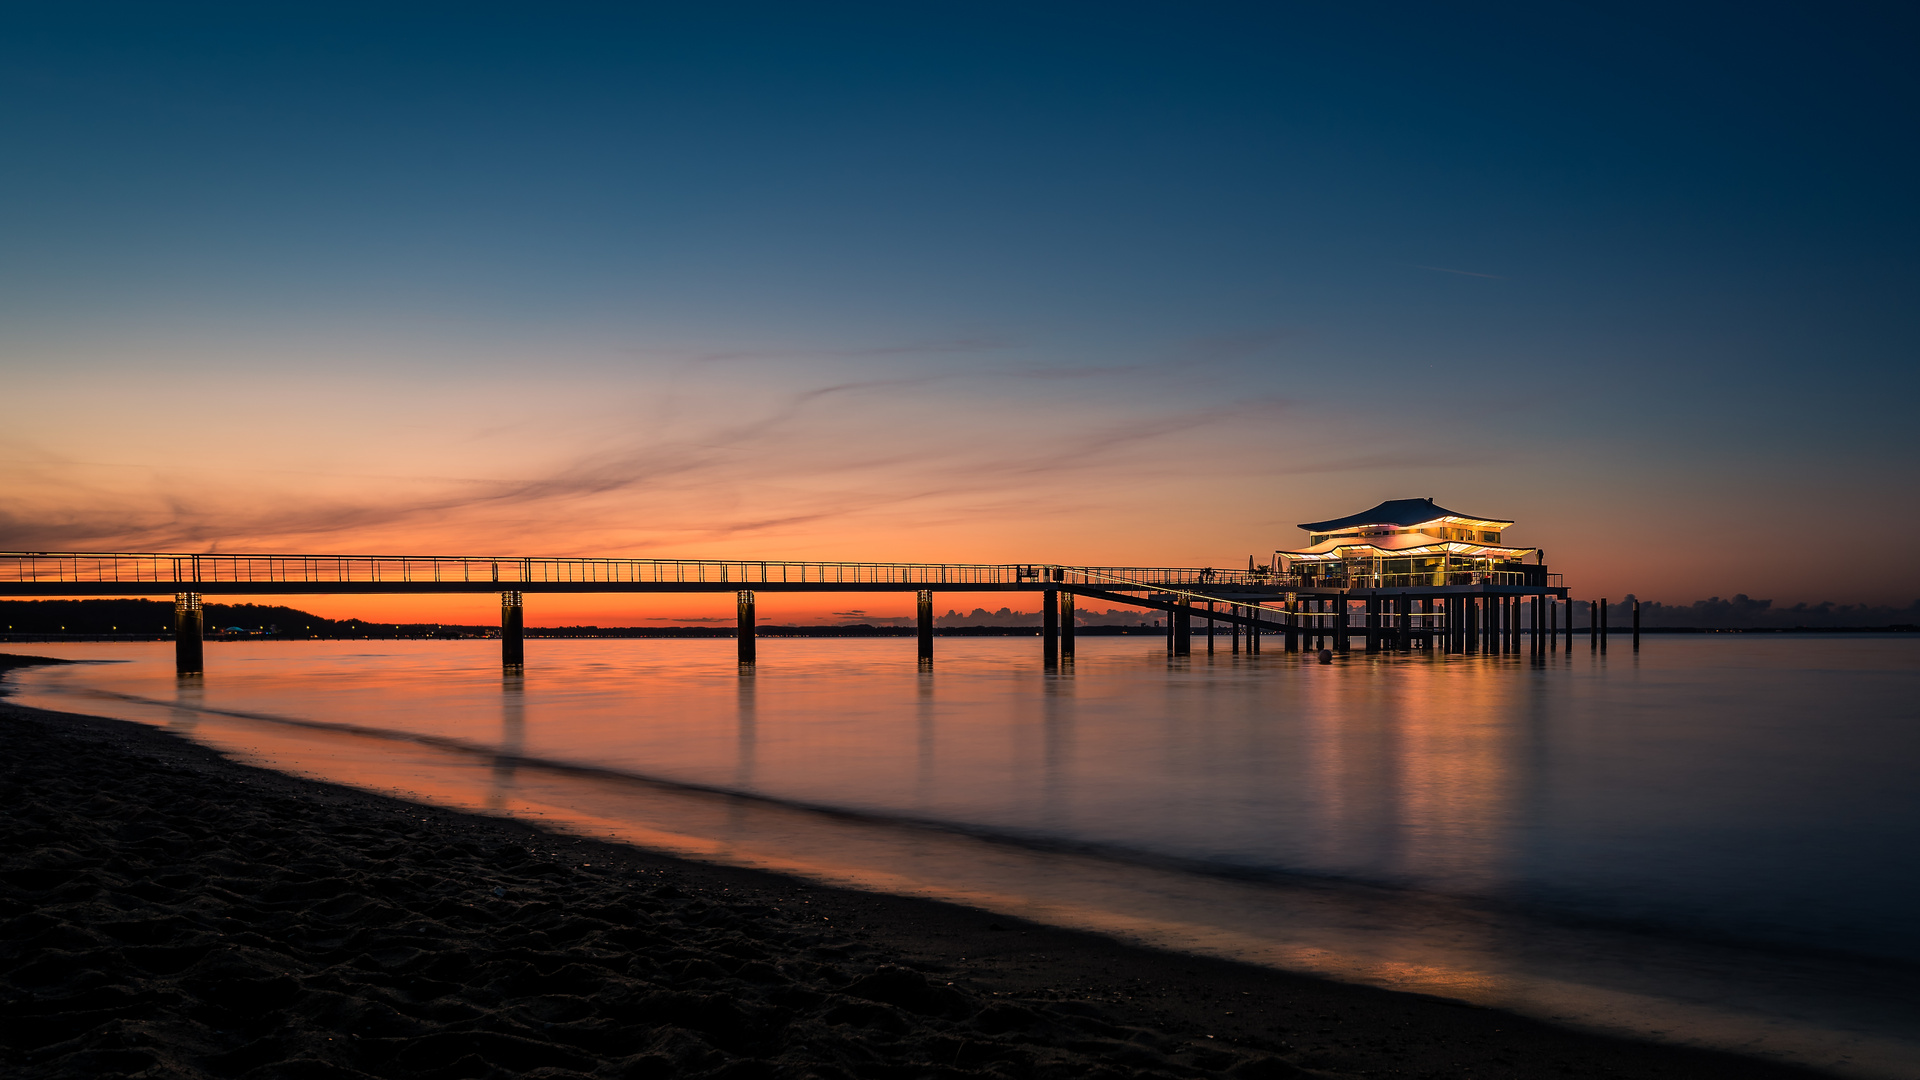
[1278,498,1541,589]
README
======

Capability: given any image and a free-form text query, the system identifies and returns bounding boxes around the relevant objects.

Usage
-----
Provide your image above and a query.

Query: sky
[2,2,1916,624]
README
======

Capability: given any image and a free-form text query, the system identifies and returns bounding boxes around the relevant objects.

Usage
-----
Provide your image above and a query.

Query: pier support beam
[737,590,756,665]
[1600,597,1609,652]
[1589,600,1598,649]
[500,591,524,669]
[1043,588,1060,668]
[1173,603,1191,656]
[174,592,204,675]
[1633,598,1641,650]
[1059,590,1075,662]
[917,589,934,665]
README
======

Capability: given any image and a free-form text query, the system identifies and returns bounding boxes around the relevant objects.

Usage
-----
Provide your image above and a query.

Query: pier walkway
[1,551,1580,673]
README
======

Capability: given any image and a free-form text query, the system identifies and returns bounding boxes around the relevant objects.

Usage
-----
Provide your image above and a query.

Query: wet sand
[1,658,1830,1079]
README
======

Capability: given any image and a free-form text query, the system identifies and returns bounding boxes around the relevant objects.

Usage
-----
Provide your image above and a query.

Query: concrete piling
[1060,590,1075,662]
[917,589,934,665]
[737,590,756,665]
[500,591,524,669]
[174,592,204,675]
[1043,588,1060,668]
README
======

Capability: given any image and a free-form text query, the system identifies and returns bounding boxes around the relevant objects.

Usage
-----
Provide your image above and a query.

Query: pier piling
[174,592,204,675]
[916,589,933,665]
[1043,587,1060,668]
[1600,598,1609,652]
[737,590,756,665]
[500,591,524,669]
[1060,591,1075,661]
[1632,599,1641,650]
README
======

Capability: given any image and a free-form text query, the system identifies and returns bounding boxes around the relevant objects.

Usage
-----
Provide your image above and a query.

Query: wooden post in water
[500,591,524,669]
[917,589,934,665]
[1589,600,1598,649]
[1205,601,1214,655]
[1600,597,1609,652]
[1231,604,1241,653]
[1174,603,1192,656]
[174,592,204,675]
[1060,590,1075,662]
[736,590,756,665]
[1632,598,1641,650]
[1549,598,1557,650]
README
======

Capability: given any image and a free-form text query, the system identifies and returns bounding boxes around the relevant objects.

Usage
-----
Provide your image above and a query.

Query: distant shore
[0,653,1835,1079]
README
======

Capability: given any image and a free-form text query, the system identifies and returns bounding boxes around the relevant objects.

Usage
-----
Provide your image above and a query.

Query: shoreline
[0,661,1836,1079]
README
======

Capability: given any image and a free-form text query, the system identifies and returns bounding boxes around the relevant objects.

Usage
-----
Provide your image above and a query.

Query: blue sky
[2,2,1915,608]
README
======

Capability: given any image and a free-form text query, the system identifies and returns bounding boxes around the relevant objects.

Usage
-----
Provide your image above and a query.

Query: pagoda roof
[1297,498,1513,533]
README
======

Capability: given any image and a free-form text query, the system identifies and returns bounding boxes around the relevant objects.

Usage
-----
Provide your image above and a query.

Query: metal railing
[0,552,1274,590]
[1286,570,1552,589]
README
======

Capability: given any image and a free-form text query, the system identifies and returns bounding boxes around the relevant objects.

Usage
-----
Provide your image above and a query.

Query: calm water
[7,636,1918,1076]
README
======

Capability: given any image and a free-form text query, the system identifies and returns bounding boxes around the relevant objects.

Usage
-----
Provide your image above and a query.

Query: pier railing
[1287,570,1562,589]
[0,552,1273,590]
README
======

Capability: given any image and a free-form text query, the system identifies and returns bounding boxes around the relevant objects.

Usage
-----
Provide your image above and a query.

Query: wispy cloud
[0,364,1302,555]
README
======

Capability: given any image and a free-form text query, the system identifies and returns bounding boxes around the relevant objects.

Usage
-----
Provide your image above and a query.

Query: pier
[3,544,1570,674]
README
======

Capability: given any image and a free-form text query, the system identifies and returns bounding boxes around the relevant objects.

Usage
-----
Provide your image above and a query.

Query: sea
[6,634,1917,1077]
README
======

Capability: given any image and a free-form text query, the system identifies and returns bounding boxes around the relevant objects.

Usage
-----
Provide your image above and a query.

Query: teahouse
[1252,497,1568,655]
[1278,497,1539,589]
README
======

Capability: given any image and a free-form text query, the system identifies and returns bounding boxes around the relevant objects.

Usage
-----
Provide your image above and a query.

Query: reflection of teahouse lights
[1278,498,1535,585]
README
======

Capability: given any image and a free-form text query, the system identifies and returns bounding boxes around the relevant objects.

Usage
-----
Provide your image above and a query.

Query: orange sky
[5,337,1914,620]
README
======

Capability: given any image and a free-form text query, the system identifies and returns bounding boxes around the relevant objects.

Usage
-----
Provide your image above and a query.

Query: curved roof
[1297,498,1513,533]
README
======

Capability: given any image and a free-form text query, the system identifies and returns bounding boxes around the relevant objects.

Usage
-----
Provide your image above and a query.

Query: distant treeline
[1578,594,1920,631]
[0,600,486,639]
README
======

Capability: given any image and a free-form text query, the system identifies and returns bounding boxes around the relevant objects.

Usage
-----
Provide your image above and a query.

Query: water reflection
[488,669,526,809]
[7,637,1920,1078]
[170,673,204,734]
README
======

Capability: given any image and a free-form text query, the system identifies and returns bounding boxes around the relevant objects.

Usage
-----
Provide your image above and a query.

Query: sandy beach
[1,657,1830,1080]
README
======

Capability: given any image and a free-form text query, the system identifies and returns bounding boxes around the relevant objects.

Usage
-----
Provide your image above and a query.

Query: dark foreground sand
[0,660,1829,1080]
